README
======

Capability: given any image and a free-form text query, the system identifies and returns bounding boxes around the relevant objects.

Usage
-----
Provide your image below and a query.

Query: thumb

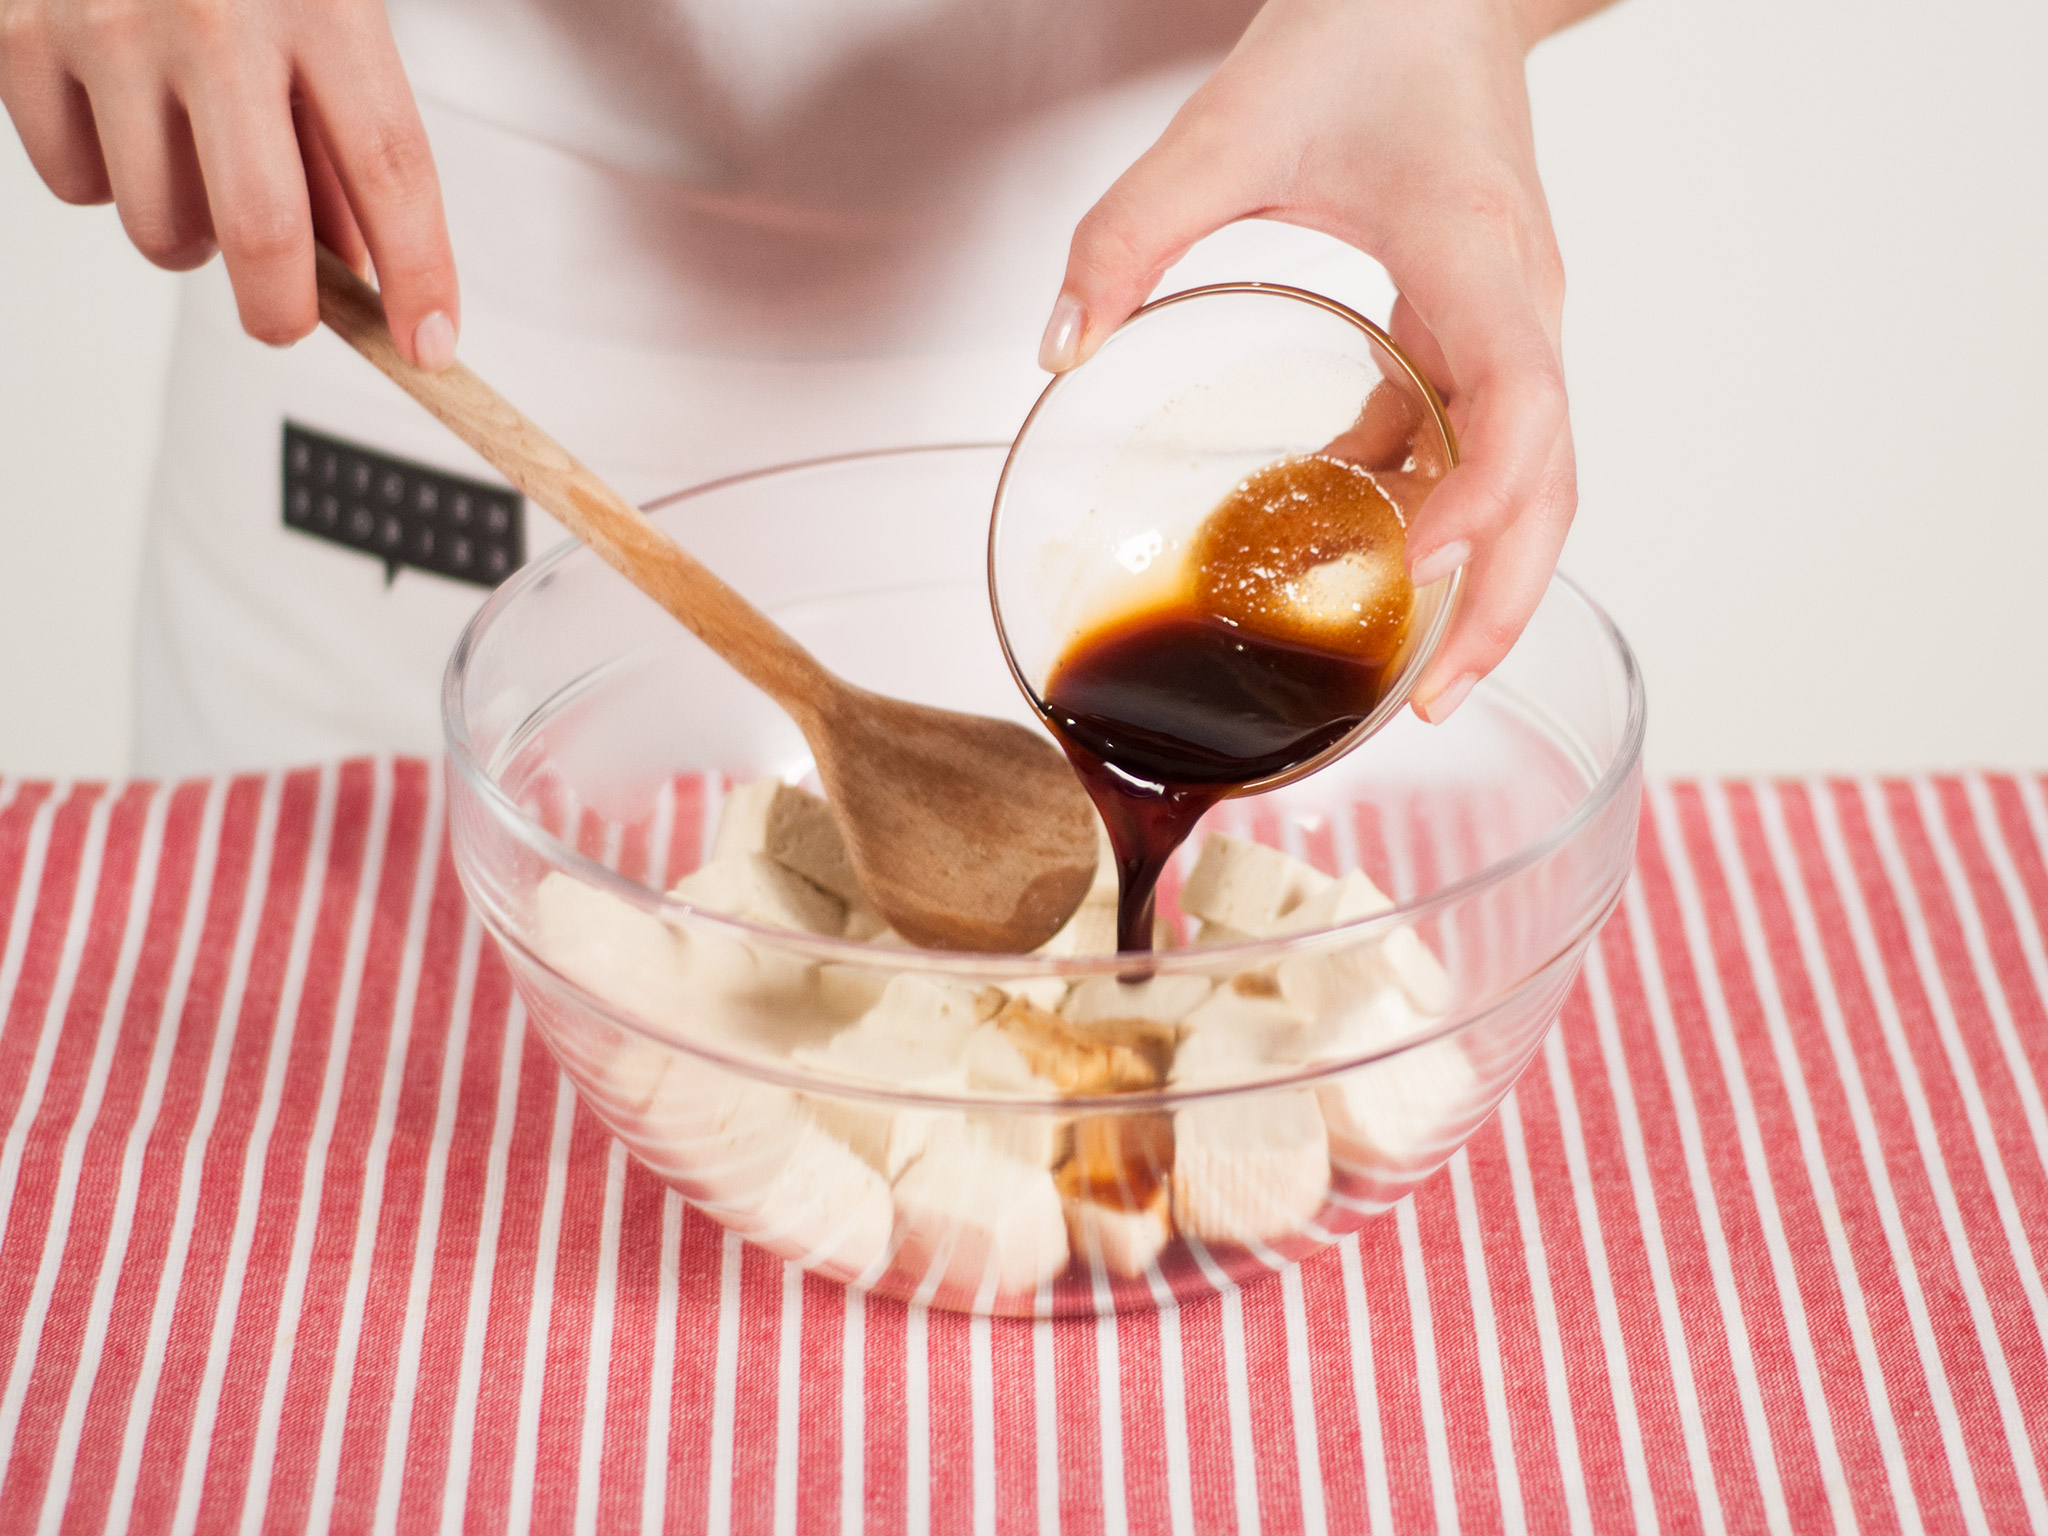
[1040,123,1253,372]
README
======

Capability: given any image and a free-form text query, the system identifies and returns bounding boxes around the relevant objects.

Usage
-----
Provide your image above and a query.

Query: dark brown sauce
[1043,609,1391,951]
[1042,451,1415,954]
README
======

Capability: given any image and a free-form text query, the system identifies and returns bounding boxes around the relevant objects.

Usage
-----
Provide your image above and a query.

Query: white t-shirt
[132,0,1397,775]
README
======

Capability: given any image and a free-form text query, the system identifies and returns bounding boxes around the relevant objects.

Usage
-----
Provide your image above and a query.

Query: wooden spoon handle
[313,246,833,712]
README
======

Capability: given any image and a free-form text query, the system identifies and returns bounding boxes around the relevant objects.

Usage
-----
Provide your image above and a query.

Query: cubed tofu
[814,909,910,1015]
[1171,1091,1330,1248]
[1319,1037,1479,1173]
[1270,869,1454,1016]
[792,975,995,1177]
[807,1098,962,1181]
[1058,1115,1173,1279]
[626,1068,795,1197]
[531,871,803,1074]
[1275,938,1394,1021]
[1036,901,1119,959]
[725,1116,899,1283]
[964,1021,1044,1092]
[841,904,899,943]
[961,1022,1068,1166]
[853,973,1002,1051]
[1063,973,1214,1027]
[817,962,893,1019]
[622,1067,893,1283]
[1381,927,1456,1014]
[1271,869,1395,934]
[710,779,864,905]
[1178,835,1333,936]
[976,1113,1068,1168]
[892,1120,1071,1307]
[1170,988,1316,1085]
[1033,907,1174,959]
[1276,933,1454,1039]
[1064,1188,1171,1282]
[996,975,1071,1013]
[819,910,919,1019]
[663,854,843,1004]
[535,871,693,1029]
[670,852,846,936]
[990,996,1175,1093]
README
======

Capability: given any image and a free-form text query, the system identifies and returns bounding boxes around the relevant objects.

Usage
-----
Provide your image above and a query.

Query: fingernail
[413,310,457,371]
[1409,539,1471,588]
[1416,672,1477,724]
[1038,294,1085,372]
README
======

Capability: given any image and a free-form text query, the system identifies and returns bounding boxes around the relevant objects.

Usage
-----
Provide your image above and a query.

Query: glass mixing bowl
[445,445,1644,1317]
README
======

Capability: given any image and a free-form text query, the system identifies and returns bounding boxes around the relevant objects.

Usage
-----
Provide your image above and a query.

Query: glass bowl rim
[441,442,1645,990]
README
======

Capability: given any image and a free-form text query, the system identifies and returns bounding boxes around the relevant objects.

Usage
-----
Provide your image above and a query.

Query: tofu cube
[1271,869,1455,1016]
[996,975,1071,1013]
[792,975,996,1177]
[1171,1091,1330,1249]
[891,1120,1071,1306]
[1036,901,1119,959]
[1276,932,1454,1035]
[1058,1115,1173,1279]
[622,1067,894,1283]
[989,996,1175,1094]
[669,852,846,936]
[807,1098,963,1182]
[817,962,893,1019]
[1178,835,1333,936]
[1170,988,1316,1086]
[841,904,899,943]
[1063,973,1214,1027]
[964,1021,1045,1092]
[815,913,911,1018]
[534,871,693,1031]
[962,1022,1068,1166]
[852,973,1002,1052]
[625,1068,794,1198]
[1319,1037,1479,1173]
[1291,982,1431,1062]
[1276,938,1395,1021]
[1272,869,1395,934]
[711,779,864,905]
[1037,907,1179,957]
[1382,927,1456,1014]
[665,853,845,1003]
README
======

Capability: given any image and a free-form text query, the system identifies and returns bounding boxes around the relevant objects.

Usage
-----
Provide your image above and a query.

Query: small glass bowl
[445,446,1642,1317]
[990,284,1462,792]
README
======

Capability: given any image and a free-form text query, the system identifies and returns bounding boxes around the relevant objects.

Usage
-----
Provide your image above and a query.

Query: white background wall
[1,0,2043,778]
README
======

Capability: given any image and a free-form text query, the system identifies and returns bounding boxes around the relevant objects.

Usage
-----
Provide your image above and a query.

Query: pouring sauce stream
[1038,452,1417,953]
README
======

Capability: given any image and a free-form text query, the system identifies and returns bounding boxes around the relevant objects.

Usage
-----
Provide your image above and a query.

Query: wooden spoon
[314,247,1099,952]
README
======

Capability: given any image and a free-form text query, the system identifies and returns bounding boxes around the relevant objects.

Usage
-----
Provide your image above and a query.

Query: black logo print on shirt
[282,422,525,589]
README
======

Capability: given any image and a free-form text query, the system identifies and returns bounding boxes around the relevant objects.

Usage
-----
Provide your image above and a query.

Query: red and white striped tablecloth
[1,760,2045,1534]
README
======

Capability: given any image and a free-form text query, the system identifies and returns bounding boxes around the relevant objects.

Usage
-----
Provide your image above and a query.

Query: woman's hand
[0,0,458,366]
[1044,0,1603,722]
